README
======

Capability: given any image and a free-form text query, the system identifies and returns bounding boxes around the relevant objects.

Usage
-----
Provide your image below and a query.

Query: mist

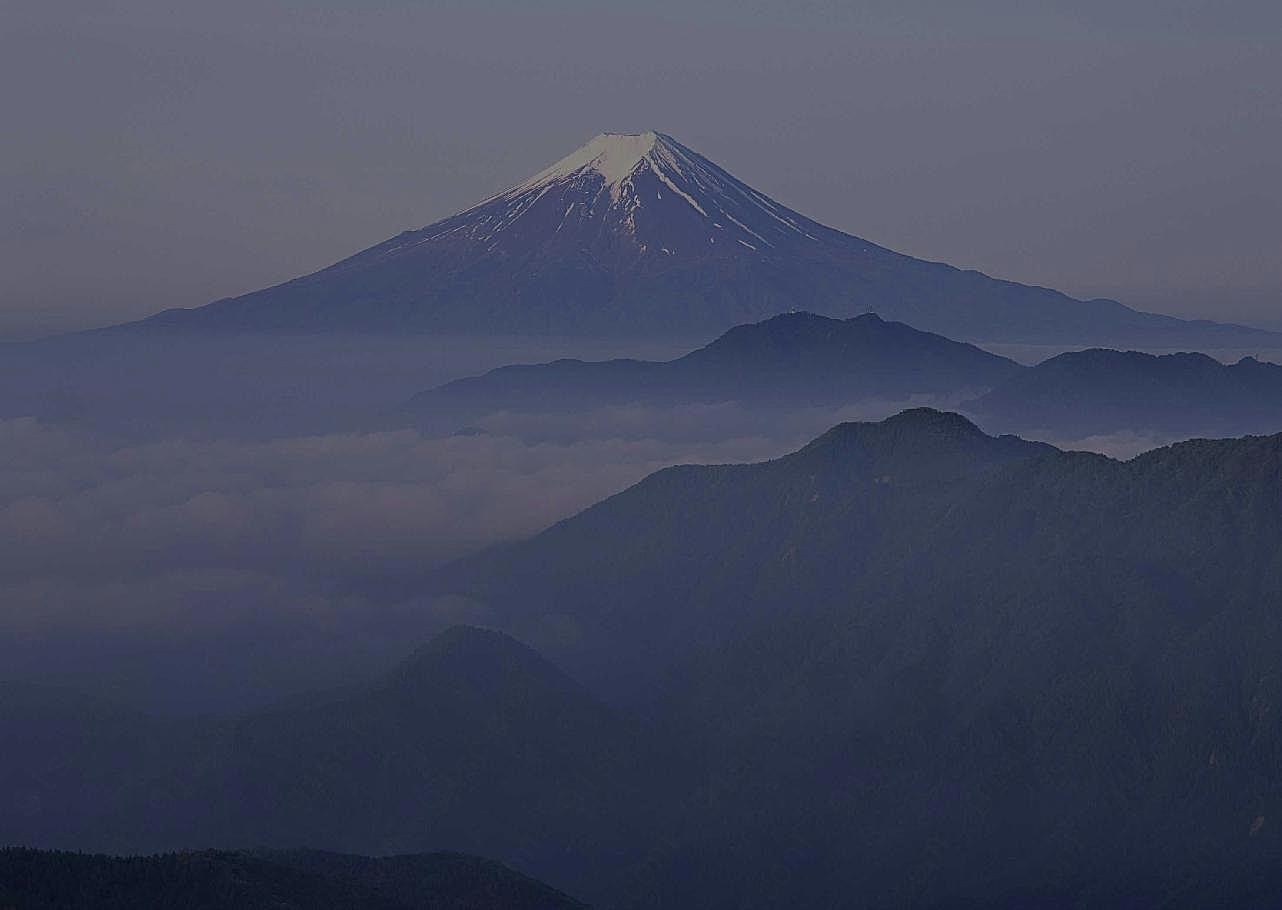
[0,371,1173,716]
[0,408,806,712]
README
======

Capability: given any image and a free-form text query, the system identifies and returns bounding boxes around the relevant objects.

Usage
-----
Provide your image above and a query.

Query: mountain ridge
[425,411,1282,906]
[968,346,1282,436]
[0,847,588,909]
[8,416,1282,905]
[406,312,1023,424]
[430,408,1058,701]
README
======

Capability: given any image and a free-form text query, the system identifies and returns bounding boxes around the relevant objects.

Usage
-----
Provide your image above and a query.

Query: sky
[1,0,1280,338]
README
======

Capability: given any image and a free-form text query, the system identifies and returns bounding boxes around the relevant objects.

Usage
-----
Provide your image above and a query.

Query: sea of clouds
[0,332,1184,713]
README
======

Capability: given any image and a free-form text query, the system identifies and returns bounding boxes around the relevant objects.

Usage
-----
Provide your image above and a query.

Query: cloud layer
[0,415,805,711]
[0,385,1178,714]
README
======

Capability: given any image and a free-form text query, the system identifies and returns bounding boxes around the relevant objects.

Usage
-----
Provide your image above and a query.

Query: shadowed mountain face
[222,625,670,884]
[407,312,1022,425]
[0,683,222,851]
[431,410,1282,906]
[0,847,586,910]
[127,131,1274,346]
[435,409,1056,702]
[0,627,670,901]
[8,412,1282,907]
[968,347,1282,437]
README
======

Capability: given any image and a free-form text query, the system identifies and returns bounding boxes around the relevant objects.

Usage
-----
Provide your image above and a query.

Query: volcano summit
[136,131,1272,345]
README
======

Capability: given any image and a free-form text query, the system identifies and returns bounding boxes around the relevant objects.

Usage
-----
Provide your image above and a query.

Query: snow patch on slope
[649,165,708,216]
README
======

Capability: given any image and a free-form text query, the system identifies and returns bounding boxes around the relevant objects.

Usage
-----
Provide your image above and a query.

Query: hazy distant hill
[407,312,1022,425]
[222,625,669,886]
[0,847,586,909]
[0,682,219,852]
[0,628,666,902]
[124,131,1276,347]
[968,347,1282,437]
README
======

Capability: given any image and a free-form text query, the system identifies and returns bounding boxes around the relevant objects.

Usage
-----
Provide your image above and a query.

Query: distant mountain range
[406,312,1282,443]
[9,411,1282,906]
[125,131,1277,347]
[407,312,1021,425]
[968,347,1282,437]
[0,847,585,909]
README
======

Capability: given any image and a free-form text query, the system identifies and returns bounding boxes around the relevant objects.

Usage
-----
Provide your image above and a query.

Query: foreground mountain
[0,628,668,901]
[407,312,1021,425]
[0,847,586,909]
[433,410,1282,906]
[128,131,1273,346]
[0,682,218,851]
[436,409,1056,702]
[968,347,1282,437]
[10,413,1282,906]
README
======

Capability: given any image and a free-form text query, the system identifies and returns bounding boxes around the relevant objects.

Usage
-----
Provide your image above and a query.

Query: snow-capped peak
[490,130,728,219]
[430,130,825,254]
[513,131,663,195]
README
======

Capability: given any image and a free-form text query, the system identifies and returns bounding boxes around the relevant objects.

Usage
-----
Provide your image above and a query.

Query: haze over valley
[2,3,1281,906]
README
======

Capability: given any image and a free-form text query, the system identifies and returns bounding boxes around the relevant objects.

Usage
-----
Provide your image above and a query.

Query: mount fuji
[133,131,1273,345]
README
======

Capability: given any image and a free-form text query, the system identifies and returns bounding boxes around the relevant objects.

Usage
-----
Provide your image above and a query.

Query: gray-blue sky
[2,0,1279,338]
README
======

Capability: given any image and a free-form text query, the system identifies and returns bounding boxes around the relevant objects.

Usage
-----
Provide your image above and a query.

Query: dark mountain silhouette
[968,347,1282,437]
[9,413,1282,906]
[432,410,1282,906]
[434,408,1055,702]
[124,131,1275,347]
[0,683,220,852]
[221,625,668,887]
[258,850,588,910]
[0,628,668,903]
[0,847,586,909]
[407,312,1022,425]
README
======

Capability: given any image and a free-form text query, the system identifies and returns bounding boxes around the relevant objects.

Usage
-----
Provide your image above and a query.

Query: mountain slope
[0,628,668,901]
[130,131,1274,345]
[0,683,221,853]
[0,848,586,909]
[407,312,1022,423]
[258,850,589,910]
[220,625,670,895]
[433,409,1056,700]
[11,416,1282,905]
[968,347,1282,436]
[429,411,1282,907]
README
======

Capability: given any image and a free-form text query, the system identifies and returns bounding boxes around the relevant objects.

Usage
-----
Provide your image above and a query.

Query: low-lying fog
[0,332,1190,712]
